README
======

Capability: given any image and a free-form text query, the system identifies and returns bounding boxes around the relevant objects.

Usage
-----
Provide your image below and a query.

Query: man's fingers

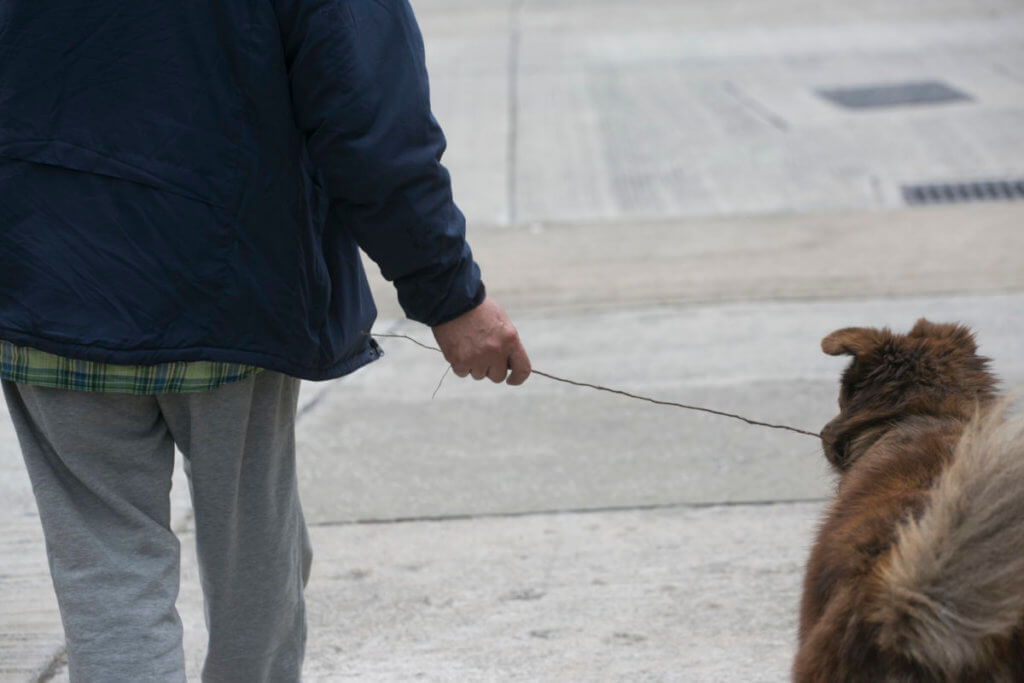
[431,297,531,386]
[505,345,532,386]
[487,363,507,383]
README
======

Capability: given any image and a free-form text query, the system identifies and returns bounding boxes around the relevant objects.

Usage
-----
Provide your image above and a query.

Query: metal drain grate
[817,81,971,109]
[902,179,1024,205]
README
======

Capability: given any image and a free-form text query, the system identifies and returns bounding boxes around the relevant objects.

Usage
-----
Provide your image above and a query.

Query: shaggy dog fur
[793,319,1024,682]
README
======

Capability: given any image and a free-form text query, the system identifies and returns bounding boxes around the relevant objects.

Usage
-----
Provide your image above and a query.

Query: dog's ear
[908,318,977,353]
[821,327,886,357]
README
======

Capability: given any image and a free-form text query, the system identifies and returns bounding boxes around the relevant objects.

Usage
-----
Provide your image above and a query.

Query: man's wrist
[431,281,486,327]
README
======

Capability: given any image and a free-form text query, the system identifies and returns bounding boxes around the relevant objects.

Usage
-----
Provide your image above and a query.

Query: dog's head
[819,318,996,472]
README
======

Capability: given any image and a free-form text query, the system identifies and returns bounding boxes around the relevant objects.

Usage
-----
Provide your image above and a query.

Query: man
[0,0,530,680]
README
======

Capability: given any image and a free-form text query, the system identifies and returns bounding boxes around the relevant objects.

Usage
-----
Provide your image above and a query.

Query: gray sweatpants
[2,371,312,682]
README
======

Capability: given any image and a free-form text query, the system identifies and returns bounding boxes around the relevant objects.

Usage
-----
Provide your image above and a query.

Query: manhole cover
[902,179,1024,205]
[817,81,971,109]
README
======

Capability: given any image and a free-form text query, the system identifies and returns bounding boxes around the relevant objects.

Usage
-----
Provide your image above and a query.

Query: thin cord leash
[370,332,823,441]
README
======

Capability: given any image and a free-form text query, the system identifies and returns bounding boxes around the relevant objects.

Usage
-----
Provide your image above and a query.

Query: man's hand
[431,297,531,385]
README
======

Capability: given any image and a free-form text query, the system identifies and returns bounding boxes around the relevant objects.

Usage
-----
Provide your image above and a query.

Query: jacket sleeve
[273,0,484,326]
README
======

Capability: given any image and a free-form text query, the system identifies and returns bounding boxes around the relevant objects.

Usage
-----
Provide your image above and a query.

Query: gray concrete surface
[295,505,821,682]
[169,504,824,682]
[421,0,1024,225]
[365,203,1024,320]
[3,0,1024,681]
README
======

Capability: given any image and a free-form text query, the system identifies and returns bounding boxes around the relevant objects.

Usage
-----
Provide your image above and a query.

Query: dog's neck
[839,406,987,474]
[833,422,892,473]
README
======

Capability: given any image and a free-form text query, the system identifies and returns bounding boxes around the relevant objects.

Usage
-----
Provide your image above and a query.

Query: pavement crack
[308,497,828,528]
[35,649,67,683]
[296,389,329,421]
[505,0,525,225]
[721,80,789,132]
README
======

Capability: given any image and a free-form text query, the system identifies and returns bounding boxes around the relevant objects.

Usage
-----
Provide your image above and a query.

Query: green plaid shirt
[0,341,260,394]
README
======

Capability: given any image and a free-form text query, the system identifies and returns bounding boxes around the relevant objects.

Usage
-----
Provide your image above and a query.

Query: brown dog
[793,319,1024,682]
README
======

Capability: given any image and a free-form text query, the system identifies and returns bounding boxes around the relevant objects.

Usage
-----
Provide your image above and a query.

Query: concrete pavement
[420,0,1024,225]
[365,203,1024,320]
[3,0,1024,680]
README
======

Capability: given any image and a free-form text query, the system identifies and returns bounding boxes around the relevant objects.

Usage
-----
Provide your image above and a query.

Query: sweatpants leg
[157,371,311,683]
[2,380,185,682]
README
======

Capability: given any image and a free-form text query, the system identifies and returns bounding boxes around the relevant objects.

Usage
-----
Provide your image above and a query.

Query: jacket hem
[0,327,384,382]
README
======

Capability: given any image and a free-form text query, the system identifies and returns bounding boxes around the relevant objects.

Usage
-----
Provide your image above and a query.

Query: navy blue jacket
[0,0,483,380]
